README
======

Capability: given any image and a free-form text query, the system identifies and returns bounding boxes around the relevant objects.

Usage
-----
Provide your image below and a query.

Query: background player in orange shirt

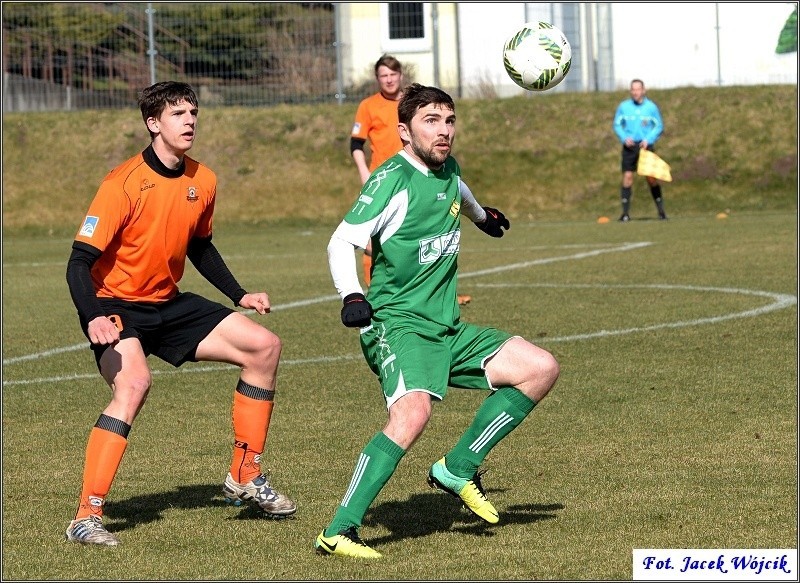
[64,81,296,546]
[350,55,471,305]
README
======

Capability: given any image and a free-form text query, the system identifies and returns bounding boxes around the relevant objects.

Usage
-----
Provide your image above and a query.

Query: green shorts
[359,317,514,408]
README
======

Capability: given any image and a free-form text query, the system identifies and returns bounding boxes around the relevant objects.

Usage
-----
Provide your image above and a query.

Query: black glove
[476,206,510,238]
[341,293,373,328]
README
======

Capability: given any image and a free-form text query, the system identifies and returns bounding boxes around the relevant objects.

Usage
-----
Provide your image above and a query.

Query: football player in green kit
[316,84,561,559]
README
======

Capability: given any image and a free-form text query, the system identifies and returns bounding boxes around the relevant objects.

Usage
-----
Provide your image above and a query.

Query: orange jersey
[351,92,403,171]
[73,147,216,302]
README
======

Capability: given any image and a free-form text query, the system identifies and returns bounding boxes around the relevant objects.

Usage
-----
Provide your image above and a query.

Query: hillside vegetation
[2,84,796,235]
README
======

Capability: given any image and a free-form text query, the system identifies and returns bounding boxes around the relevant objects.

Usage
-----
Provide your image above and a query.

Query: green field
[2,211,796,580]
[2,84,797,234]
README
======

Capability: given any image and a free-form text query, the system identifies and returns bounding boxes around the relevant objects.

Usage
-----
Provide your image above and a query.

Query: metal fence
[3,2,796,112]
[2,2,350,111]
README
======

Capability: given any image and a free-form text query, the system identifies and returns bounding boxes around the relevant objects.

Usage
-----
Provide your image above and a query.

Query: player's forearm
[66,243,105,322]
[459,180,487,223]
[352,150,371,184]
[327,232,363,299]
[187,237,246,306]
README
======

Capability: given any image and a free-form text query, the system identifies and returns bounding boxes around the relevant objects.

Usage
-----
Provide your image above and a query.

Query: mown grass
[1,84,797,237]
[2,211,796,580]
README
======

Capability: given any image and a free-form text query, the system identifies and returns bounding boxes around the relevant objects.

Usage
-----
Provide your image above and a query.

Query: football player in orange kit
[65,81,295,546]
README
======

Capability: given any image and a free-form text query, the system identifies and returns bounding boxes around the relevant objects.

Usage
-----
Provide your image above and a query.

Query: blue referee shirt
[613,97,663,145]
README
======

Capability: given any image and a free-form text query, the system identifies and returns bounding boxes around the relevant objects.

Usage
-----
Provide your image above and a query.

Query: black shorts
[621,143,654,172]
[80,292,234,368]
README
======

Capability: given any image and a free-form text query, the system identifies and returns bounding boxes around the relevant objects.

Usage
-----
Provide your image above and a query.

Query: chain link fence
[3,3,796,112]
[2,2,355,111]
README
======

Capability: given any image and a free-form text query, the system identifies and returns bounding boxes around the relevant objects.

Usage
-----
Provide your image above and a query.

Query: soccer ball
[503,22,572,91]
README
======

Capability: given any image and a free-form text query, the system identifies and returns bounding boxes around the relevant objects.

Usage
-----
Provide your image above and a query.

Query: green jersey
[338,150,464,329]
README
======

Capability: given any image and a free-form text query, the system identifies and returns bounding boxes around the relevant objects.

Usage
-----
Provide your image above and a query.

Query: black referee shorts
[80,292,234,368]
[621,143,654,172]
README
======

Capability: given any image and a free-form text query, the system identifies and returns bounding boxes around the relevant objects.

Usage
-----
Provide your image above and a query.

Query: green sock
[444,387,536,478]
[325,431,405,536]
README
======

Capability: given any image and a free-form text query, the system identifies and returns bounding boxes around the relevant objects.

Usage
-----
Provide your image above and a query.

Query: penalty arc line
[5,244,796,386]
[4,282,794,387]
[3,242,650,367]
[474,282,797,342]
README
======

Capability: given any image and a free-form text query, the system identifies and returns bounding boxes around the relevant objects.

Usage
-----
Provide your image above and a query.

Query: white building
[336,2,798,97]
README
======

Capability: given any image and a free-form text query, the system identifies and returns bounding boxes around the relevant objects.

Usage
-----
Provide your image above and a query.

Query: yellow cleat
[315,526,382,559]
[427,457,499,524]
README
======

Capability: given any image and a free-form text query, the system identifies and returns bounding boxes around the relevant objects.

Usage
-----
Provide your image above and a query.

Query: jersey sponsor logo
[186,186,199,202]
[419,229,460,264]
[351,122,361,135]
[449,199,460,218]
[78,216,99,237]
[437,192,447,201]
[140,178,156,191]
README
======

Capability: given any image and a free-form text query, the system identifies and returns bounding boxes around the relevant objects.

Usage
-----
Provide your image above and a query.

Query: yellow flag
[637,149,672,182]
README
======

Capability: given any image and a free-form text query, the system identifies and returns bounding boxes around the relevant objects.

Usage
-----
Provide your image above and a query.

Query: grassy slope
[2,84,797,235]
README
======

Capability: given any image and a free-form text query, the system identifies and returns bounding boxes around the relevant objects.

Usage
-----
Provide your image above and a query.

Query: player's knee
[114,371,152,401]
[253,327,282,364]
[521,351,559,402]
[538,351,560,389]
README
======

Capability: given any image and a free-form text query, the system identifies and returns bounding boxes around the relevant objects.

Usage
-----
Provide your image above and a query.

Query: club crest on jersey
[186,186,198,202]
[79,216,99,237]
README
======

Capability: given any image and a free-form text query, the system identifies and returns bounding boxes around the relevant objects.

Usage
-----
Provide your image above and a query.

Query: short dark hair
[138,81,198,124]
[397,83,455,126]
[374,54,402,76]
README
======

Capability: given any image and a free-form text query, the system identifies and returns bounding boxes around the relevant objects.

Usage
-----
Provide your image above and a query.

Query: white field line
[4,243,642,366]
[4,242,797,386]
[474,282,797,341]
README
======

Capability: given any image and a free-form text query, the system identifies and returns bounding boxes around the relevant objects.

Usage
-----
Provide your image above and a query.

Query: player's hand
[240,292,271,315]
[341,293,372,328]
[87,316,120,346]
[476,207,510,238]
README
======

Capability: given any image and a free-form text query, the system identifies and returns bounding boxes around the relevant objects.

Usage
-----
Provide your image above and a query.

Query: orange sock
[74,424,128,521]
[362,253,372,286]
[230,382,274,484]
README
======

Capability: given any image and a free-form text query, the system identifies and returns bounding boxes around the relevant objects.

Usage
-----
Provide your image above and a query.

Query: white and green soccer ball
[503,21,572,91]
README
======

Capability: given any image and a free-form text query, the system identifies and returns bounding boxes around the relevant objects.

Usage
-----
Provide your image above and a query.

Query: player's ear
[398,123,410,143]
[146,117,159,135]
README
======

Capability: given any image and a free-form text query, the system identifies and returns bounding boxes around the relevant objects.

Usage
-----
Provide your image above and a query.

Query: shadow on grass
[104,483,293,532]
[363,489,563,547]
[103,483,560,539]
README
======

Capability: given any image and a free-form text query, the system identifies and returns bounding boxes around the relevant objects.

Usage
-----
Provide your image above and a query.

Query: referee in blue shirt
[613,79,667,222]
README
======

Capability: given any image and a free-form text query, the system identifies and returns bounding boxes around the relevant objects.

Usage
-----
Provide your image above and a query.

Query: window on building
[388,3,424,39]
[380,2,429,52]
